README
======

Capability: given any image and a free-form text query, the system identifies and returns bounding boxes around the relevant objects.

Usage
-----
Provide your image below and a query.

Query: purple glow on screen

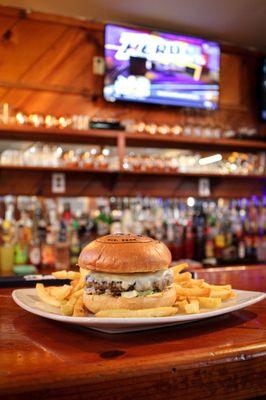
[104,24,220,109]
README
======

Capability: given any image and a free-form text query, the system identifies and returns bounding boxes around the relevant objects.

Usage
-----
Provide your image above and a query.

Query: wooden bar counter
[0,266,265,400]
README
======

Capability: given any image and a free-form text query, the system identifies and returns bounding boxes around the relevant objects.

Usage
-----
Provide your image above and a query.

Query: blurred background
[0,0,265,276]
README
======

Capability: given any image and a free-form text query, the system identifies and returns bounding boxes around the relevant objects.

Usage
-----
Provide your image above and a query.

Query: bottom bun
[83,285,176,314]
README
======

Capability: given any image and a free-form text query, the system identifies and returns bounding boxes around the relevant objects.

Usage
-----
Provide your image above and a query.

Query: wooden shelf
[124,132,266,151]
[0,125,265,151]
[0,164,264,198]
[0,164,265,179]
[0,127,264,198]
[0,125,119,145]
[122,169,266,179]
[0,165,117,174]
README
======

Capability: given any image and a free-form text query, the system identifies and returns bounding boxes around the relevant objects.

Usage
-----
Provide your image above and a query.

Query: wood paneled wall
[0,5,263,133]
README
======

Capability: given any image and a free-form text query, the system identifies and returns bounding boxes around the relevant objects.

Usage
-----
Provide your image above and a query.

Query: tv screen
[104,24,220,109]
[261,58,266,121]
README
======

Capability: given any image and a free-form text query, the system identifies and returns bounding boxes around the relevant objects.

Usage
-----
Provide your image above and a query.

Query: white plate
[12,288,265,333]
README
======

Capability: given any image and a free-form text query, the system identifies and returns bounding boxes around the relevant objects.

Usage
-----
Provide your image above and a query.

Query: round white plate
[12,288,265,333]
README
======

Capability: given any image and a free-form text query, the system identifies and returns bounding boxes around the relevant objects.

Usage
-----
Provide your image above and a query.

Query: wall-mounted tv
[260,57,266,121]
[104,24,220,109]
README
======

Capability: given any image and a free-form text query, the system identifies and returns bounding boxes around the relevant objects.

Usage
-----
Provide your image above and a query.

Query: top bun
[78,233,172,273]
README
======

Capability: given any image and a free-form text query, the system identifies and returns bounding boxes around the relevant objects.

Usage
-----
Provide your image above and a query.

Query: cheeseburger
[78,233,176,313]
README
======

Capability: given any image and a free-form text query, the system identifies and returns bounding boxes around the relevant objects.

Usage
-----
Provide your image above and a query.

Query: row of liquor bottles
[0,195,266,274]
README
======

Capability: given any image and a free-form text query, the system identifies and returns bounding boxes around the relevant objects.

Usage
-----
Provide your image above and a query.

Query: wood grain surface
[0,266,265,400]
[0,5,261,132]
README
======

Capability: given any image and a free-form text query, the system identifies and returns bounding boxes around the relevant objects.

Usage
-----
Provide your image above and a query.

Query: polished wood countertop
[0,266,265,400]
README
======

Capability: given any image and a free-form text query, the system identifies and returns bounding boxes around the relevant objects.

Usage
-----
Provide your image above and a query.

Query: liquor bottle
[184,219,195,260]
[121,198,133,234]
[244,216,253,260]
[193,203,206,260]
[41,227,56,269]
[14,224,29,265]
[110,198,122,234]
[77,210,94,248]
[96,205,111,236]
[173,222,184,260]
[0,220,14,275]
[55,221,70,270]
[238,235,246,260]
[18,210,32,246]
[36,206,47,245]
[205,226,215,261]
[154,200,165,241]
[29,220,41,269]
[131,200,144,236]
[0,202,15,275]
[237,199,246,260]
[62,202,72,226]
[70,220,81,266]
[164,201,176,257]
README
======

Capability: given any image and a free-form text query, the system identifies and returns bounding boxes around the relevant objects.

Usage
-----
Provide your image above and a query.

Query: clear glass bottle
[55,221,70,270]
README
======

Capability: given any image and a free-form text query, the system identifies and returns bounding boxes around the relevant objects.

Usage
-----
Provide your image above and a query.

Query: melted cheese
[87,269,173,291]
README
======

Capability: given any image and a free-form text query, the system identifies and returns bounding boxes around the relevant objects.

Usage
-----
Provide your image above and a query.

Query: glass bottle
[29,221,41,269]
[0,220,14,275]
[41,228,56,269]
[70,220,81,266]
[14,225,29,265]
[55,221,70,270]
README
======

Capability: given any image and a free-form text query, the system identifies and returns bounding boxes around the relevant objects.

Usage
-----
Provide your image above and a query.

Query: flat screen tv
[260,57,266,121]
[104,24,220,109]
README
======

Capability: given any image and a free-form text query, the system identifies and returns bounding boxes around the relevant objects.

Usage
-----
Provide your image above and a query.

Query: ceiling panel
[1,0,266,52]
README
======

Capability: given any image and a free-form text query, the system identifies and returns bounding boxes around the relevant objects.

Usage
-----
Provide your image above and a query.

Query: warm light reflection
[199,154,222,165]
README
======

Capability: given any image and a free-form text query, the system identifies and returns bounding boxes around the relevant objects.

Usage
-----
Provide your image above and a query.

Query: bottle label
[30,247,41,265]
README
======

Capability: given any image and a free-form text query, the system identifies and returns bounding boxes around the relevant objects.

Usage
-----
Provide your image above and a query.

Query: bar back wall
[0,5,263,132]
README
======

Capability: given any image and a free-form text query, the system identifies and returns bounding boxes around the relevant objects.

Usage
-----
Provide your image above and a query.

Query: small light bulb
[102,148,110,156]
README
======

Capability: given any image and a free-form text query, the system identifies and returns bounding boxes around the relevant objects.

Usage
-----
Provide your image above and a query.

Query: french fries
[35,266,236,319]
[61,296,78,316]
[183,299,200,314]
[36,283,62,307]
[171,265,235,314]
[172,263,188,280]
[71,276,85,293]
[36,270,86,317]
[210,288,232,300]
[174,284,211,298]
[52,270,81,280]
[73,296,86,317]
[49,285,71,301]
[175,299,200,314]
[205,283,232,291]
[181,279,204,288]
[174,271,192,283]
[60,290,84,316]
[197,297,222,309]
[95,307,177,318]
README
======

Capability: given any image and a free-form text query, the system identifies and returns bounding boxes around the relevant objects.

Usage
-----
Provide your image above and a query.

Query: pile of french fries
[35,264,236,318]
[36,269,87,317]
[172,264,236,315]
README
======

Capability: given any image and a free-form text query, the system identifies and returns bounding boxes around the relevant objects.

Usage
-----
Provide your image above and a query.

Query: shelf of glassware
[0,125,265,151]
